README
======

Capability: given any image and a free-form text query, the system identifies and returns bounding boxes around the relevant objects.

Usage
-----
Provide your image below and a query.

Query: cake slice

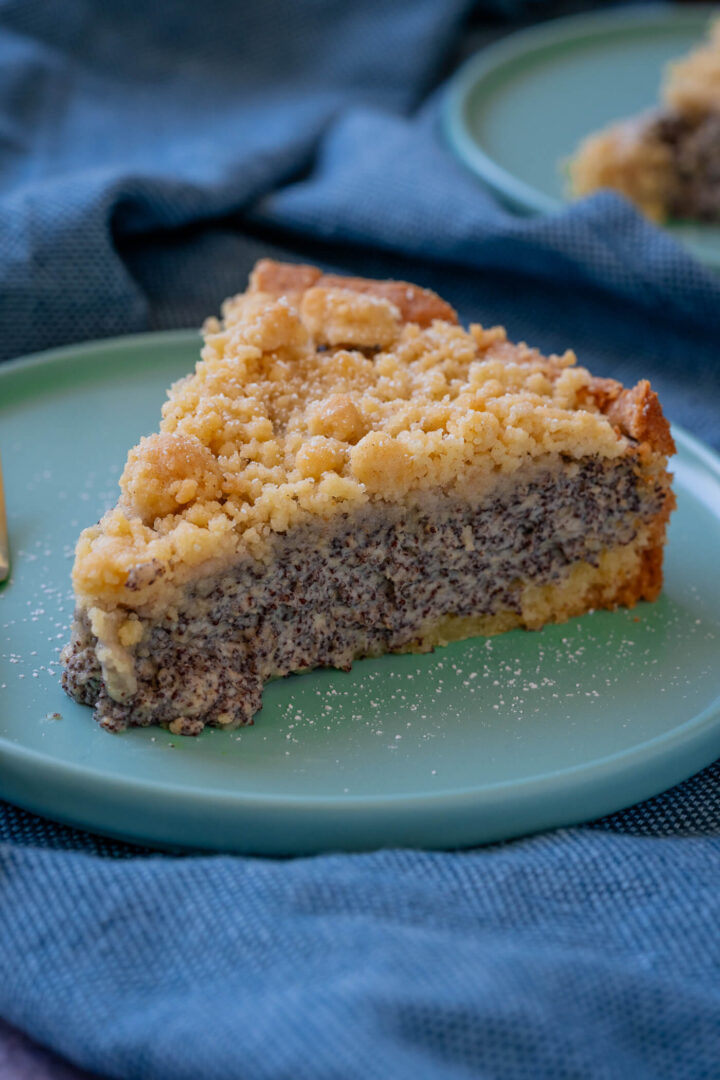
[569,19,720,222]
[61,260,675,735]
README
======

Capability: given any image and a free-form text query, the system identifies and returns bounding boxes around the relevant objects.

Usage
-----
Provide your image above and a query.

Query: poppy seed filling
[62,456,668,735]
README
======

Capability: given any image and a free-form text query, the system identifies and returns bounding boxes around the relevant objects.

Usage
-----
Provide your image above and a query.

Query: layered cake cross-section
[62,260,676,735]
[569,19,720,222]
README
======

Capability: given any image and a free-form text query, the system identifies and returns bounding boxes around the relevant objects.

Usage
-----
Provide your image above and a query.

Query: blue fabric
[1,1,719,1077]
[1,832,720,1080]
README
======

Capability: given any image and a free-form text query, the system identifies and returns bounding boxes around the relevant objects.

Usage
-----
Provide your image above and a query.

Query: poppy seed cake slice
[62,260,675,735]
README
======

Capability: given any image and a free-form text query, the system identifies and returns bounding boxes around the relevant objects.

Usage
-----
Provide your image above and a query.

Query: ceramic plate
[1,332,719,854]
[444,6,720,270]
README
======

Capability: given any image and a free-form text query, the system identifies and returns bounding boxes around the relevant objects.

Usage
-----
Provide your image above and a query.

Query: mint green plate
[1,332,719,854]
[444,6,720,270]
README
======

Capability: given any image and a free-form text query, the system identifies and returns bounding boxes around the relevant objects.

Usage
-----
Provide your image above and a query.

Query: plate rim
[0,327,200,380]
[442,5,718,242]
[1,330,720,849]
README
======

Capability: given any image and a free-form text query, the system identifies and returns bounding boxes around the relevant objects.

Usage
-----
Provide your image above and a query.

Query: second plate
[444,6,720,270]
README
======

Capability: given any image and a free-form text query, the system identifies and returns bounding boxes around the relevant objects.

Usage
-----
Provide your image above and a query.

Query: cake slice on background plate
[569,19,720,222]
[62,260,675,735]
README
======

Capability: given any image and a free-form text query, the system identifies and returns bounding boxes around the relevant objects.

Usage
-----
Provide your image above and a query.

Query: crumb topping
[73,264,639,606]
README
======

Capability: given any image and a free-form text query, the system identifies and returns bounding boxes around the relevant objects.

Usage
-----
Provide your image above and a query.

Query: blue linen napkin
[1,1,719,1077]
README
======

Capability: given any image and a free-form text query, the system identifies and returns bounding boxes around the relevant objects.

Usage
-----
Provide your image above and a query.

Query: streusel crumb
[73,266,636,606]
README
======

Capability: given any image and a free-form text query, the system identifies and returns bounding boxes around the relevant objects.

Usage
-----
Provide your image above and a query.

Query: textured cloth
[1,831,720,1080]
[1,1,719,1077]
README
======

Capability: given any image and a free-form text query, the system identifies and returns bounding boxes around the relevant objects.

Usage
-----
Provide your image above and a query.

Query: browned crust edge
[587,377,676,457]
[615,482,675,606]
[249,258,458,328]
